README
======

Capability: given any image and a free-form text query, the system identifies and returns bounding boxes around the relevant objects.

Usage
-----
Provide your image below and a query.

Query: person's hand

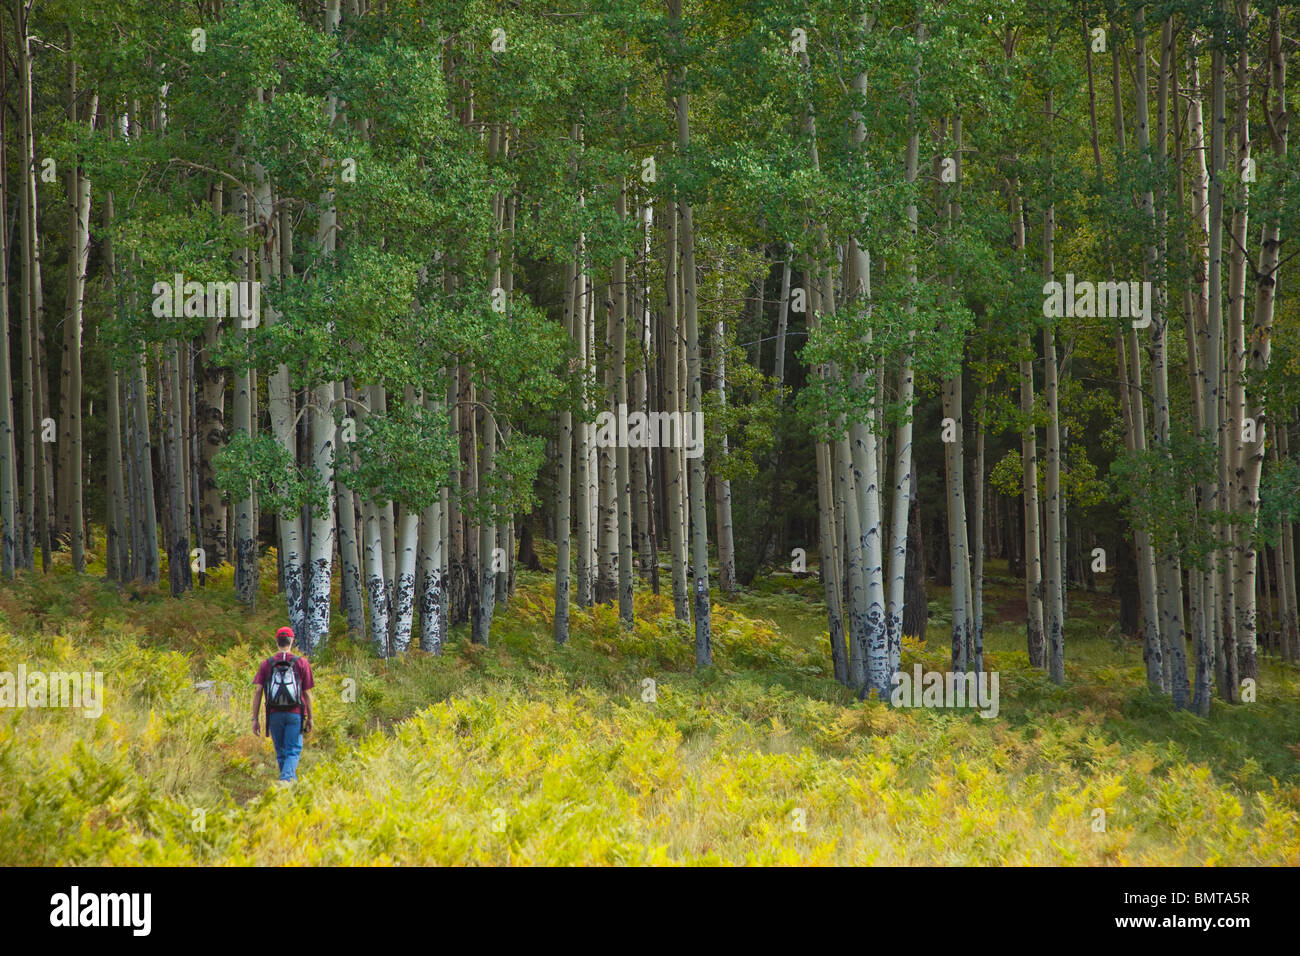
[303,716,312,733]
[252,719,260,736]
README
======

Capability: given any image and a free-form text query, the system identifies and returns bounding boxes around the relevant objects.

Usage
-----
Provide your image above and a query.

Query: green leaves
[1109,428,1217,566]
[341,403,457,512]
[1258,457,1300,548]
[215,433,325,519]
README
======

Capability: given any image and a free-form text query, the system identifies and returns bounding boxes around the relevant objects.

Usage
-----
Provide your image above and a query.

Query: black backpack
[266,654,302,709]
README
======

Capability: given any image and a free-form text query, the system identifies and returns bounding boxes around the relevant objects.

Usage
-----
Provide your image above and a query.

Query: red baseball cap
[276,627,294,642]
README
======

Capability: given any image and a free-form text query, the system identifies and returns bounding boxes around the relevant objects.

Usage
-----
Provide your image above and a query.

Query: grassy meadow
[2,544,1298,866]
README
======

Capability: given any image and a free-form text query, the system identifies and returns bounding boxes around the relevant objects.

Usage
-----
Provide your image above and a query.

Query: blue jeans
[268,711,303,781]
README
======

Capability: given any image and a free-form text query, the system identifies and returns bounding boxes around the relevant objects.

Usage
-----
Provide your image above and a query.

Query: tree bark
[663,191,689,620]
[1042,88,1065,685]
[336,381,364,639]
[0,36,16,579]
[554,253,577,645]
[713,315,736,597]
[884,19,924,678]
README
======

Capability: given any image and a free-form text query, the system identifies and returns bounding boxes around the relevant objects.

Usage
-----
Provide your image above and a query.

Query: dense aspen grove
[5,0,1298,723]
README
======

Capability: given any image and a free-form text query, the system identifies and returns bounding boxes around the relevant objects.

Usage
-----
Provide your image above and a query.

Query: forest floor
[2,545,1298,865]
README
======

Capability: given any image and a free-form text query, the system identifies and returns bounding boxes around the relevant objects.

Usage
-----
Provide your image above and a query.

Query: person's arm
[302,687,313,732]
[251,683,263,736]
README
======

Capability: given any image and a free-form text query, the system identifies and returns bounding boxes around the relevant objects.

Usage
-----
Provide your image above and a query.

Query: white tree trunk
[362,494,390,656]
[256,163,306,634]
[555,255,578,645]
[884,35,922,677]
[1041,103,1065,685]
[663,201,689,620]
[392,501,419,654]
[942,373,970,674]
[713,316,736,596]
[614,186,635,624]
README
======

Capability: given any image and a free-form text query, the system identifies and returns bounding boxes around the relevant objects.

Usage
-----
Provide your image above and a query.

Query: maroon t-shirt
[253,652,314,733]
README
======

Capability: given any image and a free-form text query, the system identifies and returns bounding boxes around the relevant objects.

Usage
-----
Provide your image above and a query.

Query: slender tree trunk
[884,21,923,677]
[586,289,599,602]
[0,42,15,580]
[418,399,446,654]
[816,435,848,683]
[844,74,888,695]
[1175,44,1213,701]
[1207,24,1233,705]
[1136,11,1188,704]
[938,115,972,676]
[446,370,468,624]
[902,472,927,642]
[1238,3,1286,683]
[883,363,917,673]
[1107,26,1164,687]
[231,181,258,606]
[663,194,689,621]
[713,316,736,597]
[972,374,986,678]
[104,363,127,580]
[555,253,577,645]
[393,416,420,656]
[667,0,712,666]
[102,188,133,581]
[256,168,305,634]
[336,381,364,639]
[124,359,141,577]
[130,351,159,583]
[575,269,593,610]
[1281,433,1300,663]
[774,245,791,388]
[418,388,446,653]
[614,184,635,625]
[633,204,655,590]
[633,203,658,592]
[362,492,391,656]
[1042,88,1065,685]
[680,223,711,664]
[597,290,619,607]
[839,417,869,690]
[1259,539,1274,655]
[198,184,228,570]
[1009,177,1047,664]
[475,128,508,641]
[942,371,971,674]
[304,25,342,651]
[17,7,42,571]
[1221,2,1253,701]
[164,340,193,596]
[1181,44,1217,713]
[61,64,93,573]
[820,241,867,689]
[475,386,498,644]
[499,193,519,609]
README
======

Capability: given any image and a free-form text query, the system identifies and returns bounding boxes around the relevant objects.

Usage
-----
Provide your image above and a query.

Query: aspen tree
[884,17,925,680]
[1043,85,1065,686]
[0,27,16,578]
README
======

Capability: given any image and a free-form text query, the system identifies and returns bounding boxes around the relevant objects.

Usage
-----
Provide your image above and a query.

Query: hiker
[251,626,315,783]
